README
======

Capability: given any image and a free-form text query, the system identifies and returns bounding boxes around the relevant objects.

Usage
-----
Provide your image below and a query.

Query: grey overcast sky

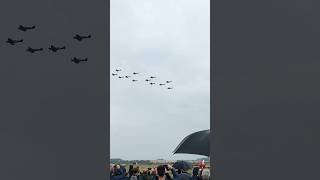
[110,0,210,160]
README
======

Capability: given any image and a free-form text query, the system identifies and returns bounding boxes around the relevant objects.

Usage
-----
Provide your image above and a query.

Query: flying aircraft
[125,76,131,78]
[145,79,151,82]
[118,76,124,79]
[167,87,173,90]
[18,25,35,32]
[112,73,117,76]
[73,34,91,41]
[133,72,139,75]
[159,84,165,86]
[6,38,23,45]
[115,69,121,72]
[48,45,66,52]
[26,47,43,53]
[71,57,88,64]
[150,82,155,85]
[166,81,172,83]
[150,76,156,79]
[132,79,138,82]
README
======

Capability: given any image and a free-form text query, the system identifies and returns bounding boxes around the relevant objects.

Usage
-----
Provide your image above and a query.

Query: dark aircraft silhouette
[112,73,117,76]
[73,34,91,41]
[18,25,35,32]
[115,69,121,72]
[118,76,124,79]
[166,81,172,83]
[71,57,88,64]
[150,82,155,85]
[26,47,43,53]
[150,76,156,79]
[6,38,23,45]
[145,79,151,82]
[132,79,138,82]
[125,76,131,78]
[48,45,66,52]
[167,87,173,89]
[159,84,165,86]
[133,72,139,75]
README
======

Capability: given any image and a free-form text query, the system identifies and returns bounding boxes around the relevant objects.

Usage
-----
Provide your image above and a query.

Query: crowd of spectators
[110,163,210,180]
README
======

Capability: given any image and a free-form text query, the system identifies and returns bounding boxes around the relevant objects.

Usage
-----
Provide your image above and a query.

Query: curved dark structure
[173,129,210,156]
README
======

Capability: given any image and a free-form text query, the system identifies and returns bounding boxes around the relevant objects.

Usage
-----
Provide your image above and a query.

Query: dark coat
[111,175,129,180]
[175,173,191,180]
[190,176,201,180]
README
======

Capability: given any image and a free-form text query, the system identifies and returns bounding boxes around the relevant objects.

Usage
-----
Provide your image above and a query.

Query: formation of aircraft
[111,69,174,90]
[6,24,92,64]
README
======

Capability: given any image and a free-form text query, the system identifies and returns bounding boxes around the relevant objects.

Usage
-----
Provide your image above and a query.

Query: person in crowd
[174,168,191,180]
[129,165,134,177]
[200,169,210,180]
[111,164,128,180]
[139,169,152,180]
[152,165,168,180]
[190,167,200,180]
[110,164,115,177]
[120,165,127,175]
[129,166,141,180]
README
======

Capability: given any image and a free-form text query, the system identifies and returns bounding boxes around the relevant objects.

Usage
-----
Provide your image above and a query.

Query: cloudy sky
[110,0,210,160]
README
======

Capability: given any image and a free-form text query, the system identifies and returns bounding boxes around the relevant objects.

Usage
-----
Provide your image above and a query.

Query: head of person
[157,165,166,177]
[193,167,200,176]
[201,169,210,180]
[132,166,140,175]
[110,164,115,173]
